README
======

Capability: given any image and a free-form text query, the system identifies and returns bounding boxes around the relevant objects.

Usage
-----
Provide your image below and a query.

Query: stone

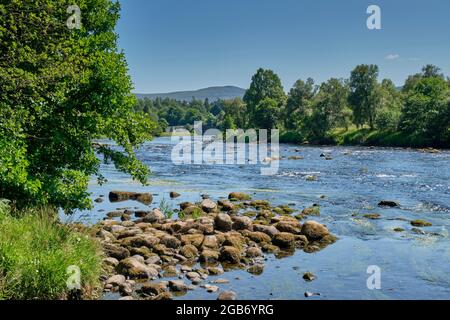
[202,235,219,249]
[244,231,272,243]
[181,234,205,248]
[170,191,181,198]
[302,206,321,216]
[246,246,263,258]
[205,285,219,293]
[232,216,253,231]
[214,213,233,231]
[117,257,159,279]
[272,232,296,248]
[143,209,165,223]
[301,221,330,241]
[141,282,168,296]
[275,221,301,234]
[199,249,219,264]
[105,274,126,287]
[411,220,432,227]
[219,246,241,264]
[168,280,188,292]
[223,232,246,250]
[201,199,217,213]
[378,201,400,208]
[109,191,153,205]
[180,245,199,259]
[252,224,279,238]
[303,272,316,282]
[247,264,264,275]
[119,282,133,296]
[121,234,160,248]
[363,213,381,220]
[218,199,234,211]
[103,243,130,260]
[228,192,251,201]
[103,257,119,267]
[217,291,237,300]
[160,235,181,249]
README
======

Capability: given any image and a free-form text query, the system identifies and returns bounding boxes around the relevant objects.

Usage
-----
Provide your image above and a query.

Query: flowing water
[66,137,450,300]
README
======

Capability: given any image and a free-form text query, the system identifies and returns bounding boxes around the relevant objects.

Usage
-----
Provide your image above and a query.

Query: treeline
[137,64,450,147]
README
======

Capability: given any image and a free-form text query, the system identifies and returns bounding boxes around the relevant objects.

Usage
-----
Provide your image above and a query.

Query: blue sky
[116,0,450,93]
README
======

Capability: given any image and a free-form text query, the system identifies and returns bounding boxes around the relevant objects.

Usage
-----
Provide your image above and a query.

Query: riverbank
[0,201,102,300]
[280,128,449,149]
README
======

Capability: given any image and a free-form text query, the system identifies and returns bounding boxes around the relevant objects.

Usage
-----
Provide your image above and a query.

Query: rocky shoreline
[91,191,336,300]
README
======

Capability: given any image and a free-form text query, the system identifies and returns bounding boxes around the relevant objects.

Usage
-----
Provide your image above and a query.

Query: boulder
[218,199,234,211]
[109,191,153,205]
[170,191,181,199]
[103,257,120,267]
[181,234,205,248]
[243,231,272,244]
[199,249,219,264]
[201,199,217,213]
[411,220,432,227]
[378,200,400,208]
[143,209,165,223]
[168,280,188,292]
[180,245,199,259]
[105,274,126,287]
[228,192,251,201]
[272,232,296,248]
[214,213,233,231]
[252,224,279,238]
[246,246,263,258]
[117,257,159,279]
[217,291,237,300]
[202,235,219,250]
[275,221,301,234]
[121,234,160,248]
[141,282,168,296]
[103,243,130,260]
[219,246,242,264]
[232,216,253,231]
[301,221,330,241]
[160,235,181,249]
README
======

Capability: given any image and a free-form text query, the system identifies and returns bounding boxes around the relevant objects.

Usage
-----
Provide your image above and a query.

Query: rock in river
[215,213,233,231]
[378,200,400,208]
[117,257,159,279]
[301,221,330,241]
[109,191,153,205]
[217,291,237,300]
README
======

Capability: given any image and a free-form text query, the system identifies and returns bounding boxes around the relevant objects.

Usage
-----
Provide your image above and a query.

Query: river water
[67,137,450,300]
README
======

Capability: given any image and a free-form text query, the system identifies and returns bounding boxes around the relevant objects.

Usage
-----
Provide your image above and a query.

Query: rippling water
[68,137,450,300]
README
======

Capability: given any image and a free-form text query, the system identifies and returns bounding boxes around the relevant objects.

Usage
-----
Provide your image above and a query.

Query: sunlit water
[65,137,450,300]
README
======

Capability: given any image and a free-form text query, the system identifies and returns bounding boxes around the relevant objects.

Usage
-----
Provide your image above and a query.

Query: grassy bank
[281,127,449,149]
[0,201,102,300]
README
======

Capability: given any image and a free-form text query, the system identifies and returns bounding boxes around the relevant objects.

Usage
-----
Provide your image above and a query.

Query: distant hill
[135,86,246,102]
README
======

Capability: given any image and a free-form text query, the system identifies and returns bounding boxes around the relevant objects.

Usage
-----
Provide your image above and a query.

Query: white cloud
[385,54,400,61]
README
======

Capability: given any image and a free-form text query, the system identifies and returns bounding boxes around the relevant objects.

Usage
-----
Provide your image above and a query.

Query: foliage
[0,0,156,211]
[0,201,102,300]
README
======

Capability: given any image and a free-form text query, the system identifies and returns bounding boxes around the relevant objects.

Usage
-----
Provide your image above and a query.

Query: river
[67,137,450,300]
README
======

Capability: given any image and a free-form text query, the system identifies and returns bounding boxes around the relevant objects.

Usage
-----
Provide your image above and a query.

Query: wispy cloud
[385,54,400,61]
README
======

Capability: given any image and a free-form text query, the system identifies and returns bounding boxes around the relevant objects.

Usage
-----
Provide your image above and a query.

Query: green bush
[0,201,102,300]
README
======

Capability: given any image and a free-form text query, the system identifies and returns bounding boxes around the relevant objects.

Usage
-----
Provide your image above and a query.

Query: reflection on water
[67,137,450,300]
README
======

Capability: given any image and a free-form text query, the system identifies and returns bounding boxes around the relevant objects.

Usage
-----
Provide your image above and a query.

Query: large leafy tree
[243,68,286,128]
[348,64,381,129]
[400,77,449,146]
[307,78,350,139]
[0,0,156,211]
[285,78,316,130]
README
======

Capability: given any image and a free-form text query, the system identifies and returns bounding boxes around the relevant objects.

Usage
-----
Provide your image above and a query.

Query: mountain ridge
[135,86,246,102]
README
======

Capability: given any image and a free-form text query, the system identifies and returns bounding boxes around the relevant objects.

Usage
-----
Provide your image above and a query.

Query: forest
[136,64,450,148]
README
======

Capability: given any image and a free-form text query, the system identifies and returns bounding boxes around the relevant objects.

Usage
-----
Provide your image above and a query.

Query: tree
[243,68,286,128]
[348,64,381,129]
[375,79,402,130]
[400,77,449,145]
[253,98,281,129]
[285,78,317,130]
[306,78,350,139]
[0,0,156,211]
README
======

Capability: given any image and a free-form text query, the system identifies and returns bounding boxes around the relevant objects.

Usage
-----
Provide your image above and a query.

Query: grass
[0,200,102,300]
